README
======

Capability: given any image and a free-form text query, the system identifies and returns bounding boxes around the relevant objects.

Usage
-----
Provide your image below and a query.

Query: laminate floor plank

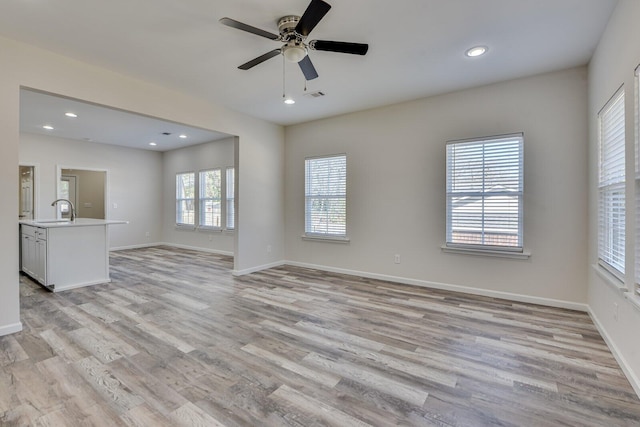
[0,246,637,426]
[0,335,29,366]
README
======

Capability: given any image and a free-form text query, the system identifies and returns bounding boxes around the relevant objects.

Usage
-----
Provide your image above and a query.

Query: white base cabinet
[21,225,47,284]
[20,220,122,292]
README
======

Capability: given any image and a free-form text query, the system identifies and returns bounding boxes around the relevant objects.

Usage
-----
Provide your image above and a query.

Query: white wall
[163,138,235,254]
[285,67,588,307]
[20,132,163,249]
[0,35,284,336]
[0,74,21,336]
[587,0,640,395]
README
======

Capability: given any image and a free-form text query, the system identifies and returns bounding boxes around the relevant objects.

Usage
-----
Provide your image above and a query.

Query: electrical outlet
[113,202,118,209]
[267,245,272,253]
[145,231,150,238]
[394,254,401,264]
[613,303,619,321]
[209,234,213,241]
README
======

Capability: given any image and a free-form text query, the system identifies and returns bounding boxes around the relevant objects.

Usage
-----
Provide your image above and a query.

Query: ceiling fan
[219,0,368,81]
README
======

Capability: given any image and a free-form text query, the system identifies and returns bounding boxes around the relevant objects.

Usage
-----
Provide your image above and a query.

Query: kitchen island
[20,218,127,292]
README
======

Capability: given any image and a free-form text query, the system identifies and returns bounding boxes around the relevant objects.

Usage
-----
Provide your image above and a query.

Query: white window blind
[446,134,524,251]
[176,172,195,226]
[305,154,347,237]
[598,88,625,277]
[226,167,235,230]
[199,169,222,228]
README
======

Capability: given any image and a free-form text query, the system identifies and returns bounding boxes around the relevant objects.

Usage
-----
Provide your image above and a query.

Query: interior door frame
[19,163,39,220]
[56,165,109,220]
[59,174,78,219]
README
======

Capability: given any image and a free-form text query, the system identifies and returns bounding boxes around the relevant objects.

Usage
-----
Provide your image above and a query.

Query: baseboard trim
[284,260,588,312]
[588,307,640,398]
[159,242,234,257]
[0,322,23,337]
[233,260,286,276]
[111,242,233,257]
[110,243,159,251]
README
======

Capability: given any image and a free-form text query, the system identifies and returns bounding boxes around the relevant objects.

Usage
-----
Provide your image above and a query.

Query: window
[305,154,347,237]
[598,88,625,278]
[176,172,195,226]
[226,167,235,230]
[199,169,222,228]
[446,134,524,252]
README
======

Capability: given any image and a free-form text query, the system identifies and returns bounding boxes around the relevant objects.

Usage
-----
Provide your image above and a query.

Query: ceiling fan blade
[295,0,331,37]
[310,40,368,55]
[298,55,319,80]
[219,17,279,40]
[238,49,281,70]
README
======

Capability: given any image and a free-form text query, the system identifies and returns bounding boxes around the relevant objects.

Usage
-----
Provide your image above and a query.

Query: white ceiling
[20,90,231,151]
[2,0,618,148]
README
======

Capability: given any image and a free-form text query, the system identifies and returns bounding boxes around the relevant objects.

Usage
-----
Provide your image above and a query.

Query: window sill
[175,224,196,231]
[440,244,531,259]
[302,234,350,244]
[624,291,640,314]
[197,226,223,233]
[592,263,626,293]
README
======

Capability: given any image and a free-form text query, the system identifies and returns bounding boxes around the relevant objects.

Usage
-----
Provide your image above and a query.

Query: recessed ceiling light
[465,46,488,57]
[42,125,54,130]
[179,134,187,139]
[283,98,295,105]
[149,142,157,146]
[65,112,78,118]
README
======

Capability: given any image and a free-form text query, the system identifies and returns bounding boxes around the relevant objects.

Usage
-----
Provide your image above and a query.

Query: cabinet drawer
[21,225,36,238]
[36,228,47,240]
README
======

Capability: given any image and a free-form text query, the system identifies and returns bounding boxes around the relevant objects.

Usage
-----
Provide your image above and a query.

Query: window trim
[444,133,525,255]
[225,166,235,231]
[441,244,530,259]
[304,153,348,240]
[630,64,640,296]
[175,171,196,227]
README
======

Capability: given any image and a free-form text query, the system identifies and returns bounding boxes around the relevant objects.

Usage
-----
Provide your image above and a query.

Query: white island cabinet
[19,218,127,292]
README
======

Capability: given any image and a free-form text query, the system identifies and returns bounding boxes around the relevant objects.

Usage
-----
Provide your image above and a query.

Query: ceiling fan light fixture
[283,97,296,105]
[282,44,307,63]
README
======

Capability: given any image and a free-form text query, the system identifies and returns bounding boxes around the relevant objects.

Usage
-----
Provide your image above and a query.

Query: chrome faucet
[51,199,76,221]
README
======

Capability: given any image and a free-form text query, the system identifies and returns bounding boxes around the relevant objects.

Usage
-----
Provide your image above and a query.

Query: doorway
[58,175,77,219]
[57,168,106,220]
[19,165,35,220]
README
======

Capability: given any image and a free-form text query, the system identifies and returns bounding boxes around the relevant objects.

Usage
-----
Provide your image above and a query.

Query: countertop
[20,218,128,228]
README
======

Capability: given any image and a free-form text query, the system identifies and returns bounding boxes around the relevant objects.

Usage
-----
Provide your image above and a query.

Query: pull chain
[282,54,286,100]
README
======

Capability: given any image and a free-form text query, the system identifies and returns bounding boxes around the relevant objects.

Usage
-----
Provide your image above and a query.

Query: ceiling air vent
[162,132,172,136]
[304,91,325,98]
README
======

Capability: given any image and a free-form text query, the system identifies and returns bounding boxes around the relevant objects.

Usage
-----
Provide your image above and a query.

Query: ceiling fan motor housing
[277,15,301,39]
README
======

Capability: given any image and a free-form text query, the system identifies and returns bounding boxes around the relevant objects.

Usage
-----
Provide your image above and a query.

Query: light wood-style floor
[2,246,640,426]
